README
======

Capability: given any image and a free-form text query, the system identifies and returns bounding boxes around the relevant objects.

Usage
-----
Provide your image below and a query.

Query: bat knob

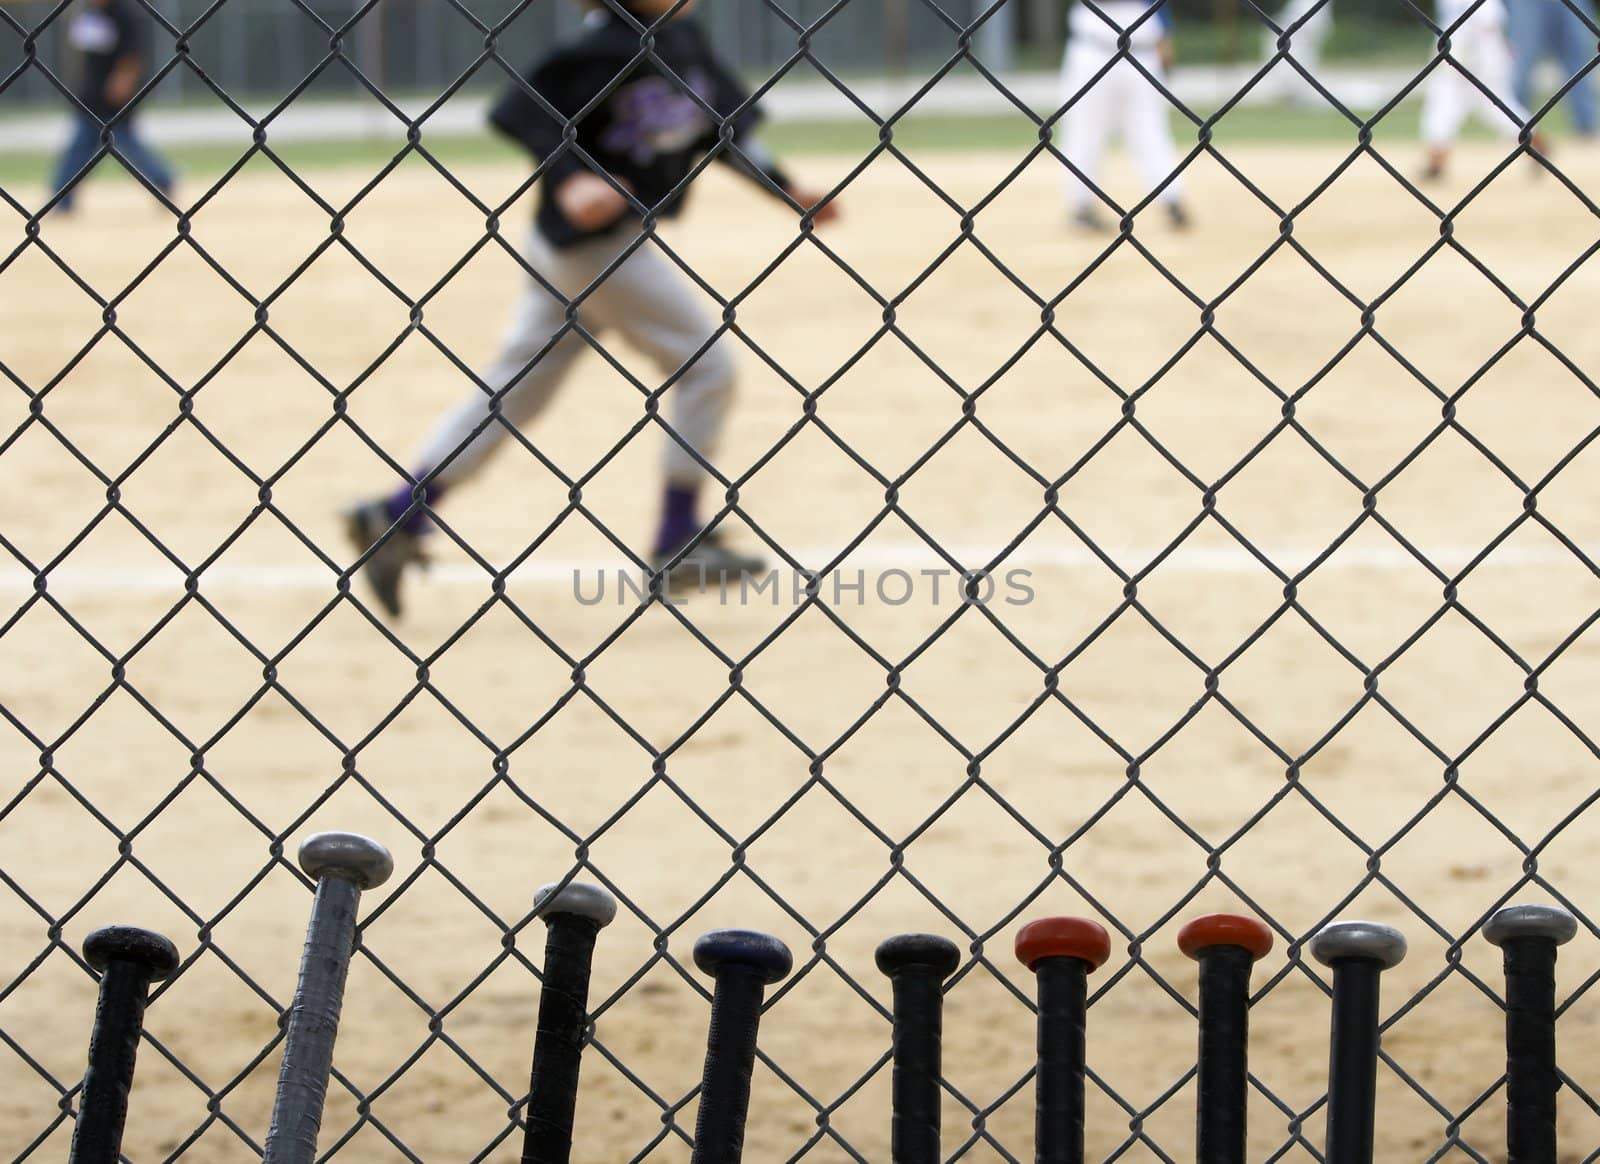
[693,929,793,985]
[1310,921,1408,970]
[83,926,180,980]
[874,933,961,979]
[1015,917,1112,972]
[1484,904,1578,948]
[534,880,619,928]
[1178,914,1274,961]
[297,831,395,889]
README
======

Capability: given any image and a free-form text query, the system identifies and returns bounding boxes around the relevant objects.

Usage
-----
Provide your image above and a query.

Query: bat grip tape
[264,874,363,1164]
[1324,961,1382,1164]
[1503,939,1560,1164]
[889,967,945,1164]
[1034,957,1089,1164]
[69,962,153,1164]
[522,914,602,1164]
[1196,946,1253,1164]
[691,968,767,1164]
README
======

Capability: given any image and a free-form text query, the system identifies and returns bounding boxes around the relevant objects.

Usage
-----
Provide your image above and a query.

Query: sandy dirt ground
[2,135,1600,1162]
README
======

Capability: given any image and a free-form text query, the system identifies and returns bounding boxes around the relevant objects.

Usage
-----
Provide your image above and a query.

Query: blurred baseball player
[1261,0,1334,105]
[344,0,837,618]
[50,0,174,213]
[1058,0,1191,231]
[1421,0,1543,179]
[1505,0,1598,135]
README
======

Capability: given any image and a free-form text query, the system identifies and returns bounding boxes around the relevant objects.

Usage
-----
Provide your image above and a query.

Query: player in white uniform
[1262,0,1334,105]
[1058,0,1190,231]
[1419,0,1540,178]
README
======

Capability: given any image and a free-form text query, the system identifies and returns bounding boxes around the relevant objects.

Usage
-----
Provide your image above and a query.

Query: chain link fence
[4,0,1600,1159]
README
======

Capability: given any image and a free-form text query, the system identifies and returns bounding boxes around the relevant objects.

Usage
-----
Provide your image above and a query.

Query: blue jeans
[1506,0,1599,132]
[50,114,175,209]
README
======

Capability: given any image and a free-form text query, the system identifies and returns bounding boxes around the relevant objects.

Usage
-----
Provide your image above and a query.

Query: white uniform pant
[1267,0,1333,72]
[1420,3,1527,145]
[413,225,735,490]
[1059,36,1184,210]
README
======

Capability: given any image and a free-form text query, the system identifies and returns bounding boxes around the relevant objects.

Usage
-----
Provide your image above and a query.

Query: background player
[1505,0,1598,136]
[1421,0,1543,179]
[49,0,174,213]
[1057,0,1191,231]
[1260,0,1334,105]
[344,0,837,618]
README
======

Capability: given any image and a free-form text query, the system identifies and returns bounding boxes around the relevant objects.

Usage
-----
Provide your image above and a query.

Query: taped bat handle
[1016,917,1112,1164]
[69,926,180,1164]
[522,881,618,1164]
[1311,921,1407,1164]
[876,934,961,1164]
[1485,904,1578,1164]
[1179,914,1274,1164]
[263,832,393,1164]
[689,930,793,1164]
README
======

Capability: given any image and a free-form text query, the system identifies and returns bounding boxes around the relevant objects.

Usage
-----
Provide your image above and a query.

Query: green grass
[1003,17,1434,70]
[0,99,1469,195]
[766,101,1436,154]
[1171,20,1433,67]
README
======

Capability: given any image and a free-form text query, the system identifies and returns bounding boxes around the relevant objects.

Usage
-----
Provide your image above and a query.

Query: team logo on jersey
[601,69,715,163]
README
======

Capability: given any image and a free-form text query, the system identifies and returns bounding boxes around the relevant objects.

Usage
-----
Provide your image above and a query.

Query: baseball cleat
[345,501,427,618]
[1070,205,1111,233]
[649,532,766,594]
[1527,131,1551,179]
[1166,202,1192,230]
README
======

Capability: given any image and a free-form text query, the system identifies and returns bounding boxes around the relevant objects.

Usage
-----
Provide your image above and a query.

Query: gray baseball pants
[413,224,736,490]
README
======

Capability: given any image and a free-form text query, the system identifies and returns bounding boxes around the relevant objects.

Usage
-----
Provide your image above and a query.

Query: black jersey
[68,0,147,120]
[489,11,786,248]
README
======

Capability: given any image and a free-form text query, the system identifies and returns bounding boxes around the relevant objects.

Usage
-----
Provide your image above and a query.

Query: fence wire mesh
[3,0,1600,1159]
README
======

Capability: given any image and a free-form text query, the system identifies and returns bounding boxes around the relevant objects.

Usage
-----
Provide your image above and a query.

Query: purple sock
[654,485,701,555]
[385,478,443,535]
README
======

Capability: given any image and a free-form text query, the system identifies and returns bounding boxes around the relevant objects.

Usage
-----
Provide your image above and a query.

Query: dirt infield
[3,138,1600,1161]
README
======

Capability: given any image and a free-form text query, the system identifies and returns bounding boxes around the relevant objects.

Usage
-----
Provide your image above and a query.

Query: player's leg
[1124,51,1189,226]
[1420,60,1469,178]
[1266,0,1333,103]
[405,270,592,496]
[1504,0,1543,113]
[1467,19,1539,140]
[1298,0,1335,76]
[1471,15,1552,161]
[1060,38,1114,228]
[1553,0,1598,133]
[581,241,761,580]
[1261,0,1300,63]
[49,115,103,211]
[346,231,598,617]
[108,120,175,199]
[1275,0,1330,49]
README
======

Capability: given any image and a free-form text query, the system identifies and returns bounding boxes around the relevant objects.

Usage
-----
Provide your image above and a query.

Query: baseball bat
[521,880,619,1164]
[1310,920,1407,1164]
[263,832,395,1164]
[68,926,181,1164]
[689,929,793,1164]
[1015,916,1112,1164]
[1484,904,1578,1164]
[1178,914,1274,1164]
[875,933,961,1164]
